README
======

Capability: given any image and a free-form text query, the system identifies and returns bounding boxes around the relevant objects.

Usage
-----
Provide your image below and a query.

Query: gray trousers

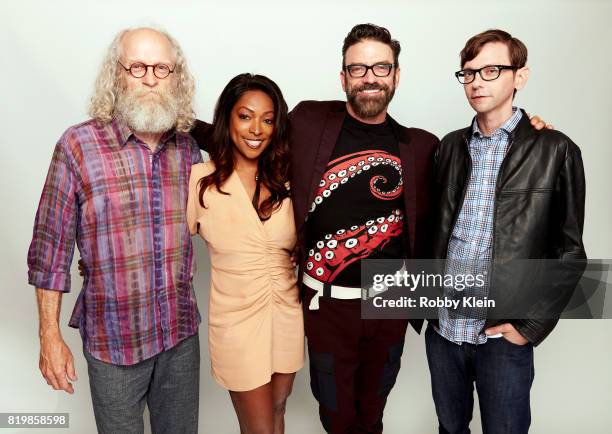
[84,333,200,434]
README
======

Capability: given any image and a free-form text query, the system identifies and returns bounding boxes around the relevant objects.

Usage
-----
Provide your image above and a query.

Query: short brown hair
[342,23,401,67]
[460,29,527,68]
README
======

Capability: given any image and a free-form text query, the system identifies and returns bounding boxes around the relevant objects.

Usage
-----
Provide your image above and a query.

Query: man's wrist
[39,326,62,340]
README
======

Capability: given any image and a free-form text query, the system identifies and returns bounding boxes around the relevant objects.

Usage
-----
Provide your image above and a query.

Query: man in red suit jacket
[288,25,437,433]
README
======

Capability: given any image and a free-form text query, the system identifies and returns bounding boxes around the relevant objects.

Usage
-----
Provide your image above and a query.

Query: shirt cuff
[28,270,71,292]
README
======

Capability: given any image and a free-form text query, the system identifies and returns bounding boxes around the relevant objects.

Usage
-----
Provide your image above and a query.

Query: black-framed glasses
[344,63,396,78]
[118,61,175,79]
[455,65,518,84]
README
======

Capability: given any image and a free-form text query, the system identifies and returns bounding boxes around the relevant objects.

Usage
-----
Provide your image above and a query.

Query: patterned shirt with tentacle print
[305,113,405,287]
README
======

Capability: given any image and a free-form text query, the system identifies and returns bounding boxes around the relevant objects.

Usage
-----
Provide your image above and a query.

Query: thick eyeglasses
[118,61,175,79]
[344,63,395,78]
[455,65,518,84]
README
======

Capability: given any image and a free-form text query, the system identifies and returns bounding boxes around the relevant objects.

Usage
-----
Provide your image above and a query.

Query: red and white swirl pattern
[306,150,404,282]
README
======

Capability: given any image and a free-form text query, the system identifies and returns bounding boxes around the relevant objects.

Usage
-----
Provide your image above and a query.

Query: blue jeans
[84,333,200,434]
[425,324,534,434]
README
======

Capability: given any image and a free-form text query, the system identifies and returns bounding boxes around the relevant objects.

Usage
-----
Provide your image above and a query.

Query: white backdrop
[1,0,611,433]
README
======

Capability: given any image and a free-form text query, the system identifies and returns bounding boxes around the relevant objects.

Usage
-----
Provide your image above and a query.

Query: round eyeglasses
[118,61,175,79]
[455,65,518,84]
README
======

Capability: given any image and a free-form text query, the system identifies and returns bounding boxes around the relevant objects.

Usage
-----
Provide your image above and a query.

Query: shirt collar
[110,117,176,149]
[471,107,523,139]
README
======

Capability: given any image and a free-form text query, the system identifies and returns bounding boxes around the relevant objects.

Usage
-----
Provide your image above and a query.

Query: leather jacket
[429,110,586,346]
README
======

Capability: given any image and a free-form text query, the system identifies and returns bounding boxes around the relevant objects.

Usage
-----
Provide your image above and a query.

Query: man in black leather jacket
[425,29,586,434]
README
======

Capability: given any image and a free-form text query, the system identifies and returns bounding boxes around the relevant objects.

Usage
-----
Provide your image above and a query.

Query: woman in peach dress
[187,73,303,434]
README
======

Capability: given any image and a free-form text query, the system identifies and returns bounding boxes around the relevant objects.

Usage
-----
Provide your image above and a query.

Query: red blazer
[290,100,438,257]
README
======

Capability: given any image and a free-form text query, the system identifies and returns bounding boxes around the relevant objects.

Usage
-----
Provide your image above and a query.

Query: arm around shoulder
[190,120,213,152]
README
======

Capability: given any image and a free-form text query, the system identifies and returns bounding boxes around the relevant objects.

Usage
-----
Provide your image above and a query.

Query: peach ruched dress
[187,162,304,391]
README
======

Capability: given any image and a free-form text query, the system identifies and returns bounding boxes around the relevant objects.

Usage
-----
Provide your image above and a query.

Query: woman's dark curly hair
[198,73,291,218]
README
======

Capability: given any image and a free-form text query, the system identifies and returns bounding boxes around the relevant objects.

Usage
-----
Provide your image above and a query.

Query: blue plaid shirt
[438,108,523,345]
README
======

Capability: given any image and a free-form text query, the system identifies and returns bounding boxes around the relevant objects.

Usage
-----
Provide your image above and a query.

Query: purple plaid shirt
[28,118,203,365]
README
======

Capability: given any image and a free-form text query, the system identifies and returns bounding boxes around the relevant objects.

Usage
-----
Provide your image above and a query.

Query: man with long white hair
[27,27,202,433]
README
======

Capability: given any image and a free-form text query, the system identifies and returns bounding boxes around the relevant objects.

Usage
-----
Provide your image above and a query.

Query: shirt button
[483,180,488,185]
[471,241,476,245]
[478,211,484,216]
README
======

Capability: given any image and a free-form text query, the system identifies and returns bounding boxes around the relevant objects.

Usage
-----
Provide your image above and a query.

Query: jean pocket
[309,352,337,411]
[499,335,532,349]
[378,340,404,397]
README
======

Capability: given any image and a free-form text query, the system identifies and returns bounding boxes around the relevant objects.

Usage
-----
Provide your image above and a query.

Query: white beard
[116,88,179,134]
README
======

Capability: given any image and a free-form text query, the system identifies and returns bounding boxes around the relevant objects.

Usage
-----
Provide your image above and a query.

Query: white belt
[303,274,368,310]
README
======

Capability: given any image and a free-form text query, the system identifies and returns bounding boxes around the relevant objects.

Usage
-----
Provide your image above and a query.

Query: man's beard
[346,81,396,120]
[115,85,179,134]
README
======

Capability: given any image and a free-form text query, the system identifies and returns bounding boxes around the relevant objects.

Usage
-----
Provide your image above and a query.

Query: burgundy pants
[303,286,408,434]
